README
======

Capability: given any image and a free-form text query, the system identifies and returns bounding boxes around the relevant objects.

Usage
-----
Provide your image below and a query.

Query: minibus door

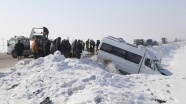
[123,51,145,74]
[140,58,156,74]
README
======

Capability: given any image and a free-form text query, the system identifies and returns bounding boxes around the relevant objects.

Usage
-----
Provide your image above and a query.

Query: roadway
[0,53,31,70]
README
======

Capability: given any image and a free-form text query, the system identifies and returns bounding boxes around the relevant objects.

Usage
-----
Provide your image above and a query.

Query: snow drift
[0,41,186,104]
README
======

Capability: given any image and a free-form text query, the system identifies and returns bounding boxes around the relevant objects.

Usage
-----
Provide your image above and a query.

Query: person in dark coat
[60,39,65,55]
[43,27,49,39]
[90,39,95,54]
[56,37,61,51]
[67,40,71,58]
[96,40,100,54]
[38,38,44,57]
[14,40,24,60]
[63,40,71,58]
[76,40,83,59]
[44,39,51,56]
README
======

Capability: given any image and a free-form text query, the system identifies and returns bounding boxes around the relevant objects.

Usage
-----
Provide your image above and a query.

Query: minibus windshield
[154,60,164,70]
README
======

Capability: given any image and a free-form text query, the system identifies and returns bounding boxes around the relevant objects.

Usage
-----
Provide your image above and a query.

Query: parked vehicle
[133,39,145,46]
[161,37,168,44]
[98,36,166,75]
[7,27,52,58]
[146,39,154,46]
[153,41,158,46]
[7,36,32,58]
[174,38,178,42]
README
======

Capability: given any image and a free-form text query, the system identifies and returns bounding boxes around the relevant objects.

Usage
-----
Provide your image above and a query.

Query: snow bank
[0,41,186,104]
[147,42,185,68]
[0,51,156,104]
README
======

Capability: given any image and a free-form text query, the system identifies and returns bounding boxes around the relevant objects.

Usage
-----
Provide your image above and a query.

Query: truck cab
[146,39,154,46]
[7,36,32,58]
[133,39,145,46]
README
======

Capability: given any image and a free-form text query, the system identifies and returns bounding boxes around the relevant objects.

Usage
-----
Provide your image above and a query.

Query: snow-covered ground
[0,41,186,104]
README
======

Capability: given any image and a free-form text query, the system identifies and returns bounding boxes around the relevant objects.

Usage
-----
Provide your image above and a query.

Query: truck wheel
[11,50,17,58]
[24,55,29,58]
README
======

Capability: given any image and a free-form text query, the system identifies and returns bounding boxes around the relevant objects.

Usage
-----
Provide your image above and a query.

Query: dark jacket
[44,40,51,56]
[56,37,61,51]
[15,42,24,56]
[76,41,83,54]
[43,27,49,34]
[96,40,100,48]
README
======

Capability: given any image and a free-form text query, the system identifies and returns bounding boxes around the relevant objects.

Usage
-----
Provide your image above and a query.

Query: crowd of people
[31,27,101,59]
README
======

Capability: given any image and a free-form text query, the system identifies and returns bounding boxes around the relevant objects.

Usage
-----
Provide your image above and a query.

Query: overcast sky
[0,0,186,43]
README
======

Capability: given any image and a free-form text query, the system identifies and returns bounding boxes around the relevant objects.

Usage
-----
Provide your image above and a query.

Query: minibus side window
[111,46,126,58]
[100,43,142,64]
[145,58,151,68]
[126,52,142,64]
[100,43,112,53]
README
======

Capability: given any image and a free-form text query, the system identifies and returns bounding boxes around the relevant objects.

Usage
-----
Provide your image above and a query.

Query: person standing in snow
[90,39,95,54]
[72,39,77,58]
[44,39,51,56]
[14,40,24,60]
[81,40,85,51]
[43,27,49,39]
[76,40,83,59]
[56,37,61,51]
[86,39,90,52]
[63,39,71,58]
[50,39,57,54]
[32,39,40,59]
[96,40,100,54]
[60,39,65,55]
[67,40,71,58]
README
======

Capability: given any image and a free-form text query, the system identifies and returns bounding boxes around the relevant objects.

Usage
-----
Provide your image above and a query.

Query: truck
[146,39,154,46]
[7,28,46,58]
[161,37,168,44]
[133,39,145,46]
[98,36,167,75]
